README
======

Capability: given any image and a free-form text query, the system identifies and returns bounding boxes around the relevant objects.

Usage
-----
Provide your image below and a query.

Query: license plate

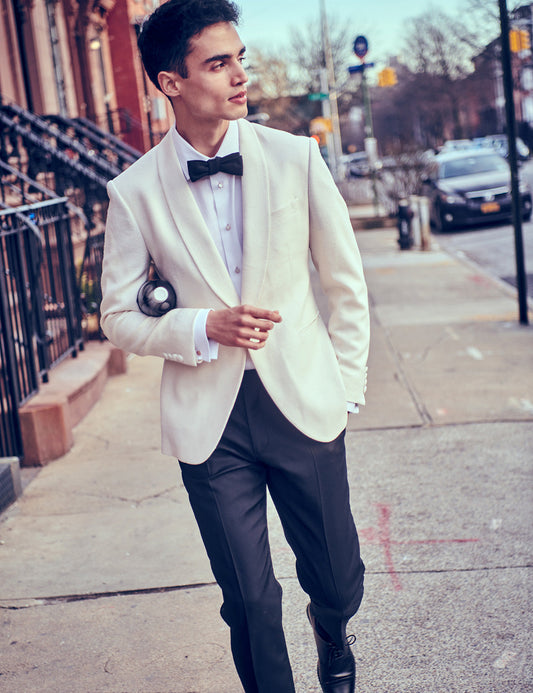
[481,202,500,213]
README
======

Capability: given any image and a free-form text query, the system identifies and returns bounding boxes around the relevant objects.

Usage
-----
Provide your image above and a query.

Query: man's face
[169,22,248,128]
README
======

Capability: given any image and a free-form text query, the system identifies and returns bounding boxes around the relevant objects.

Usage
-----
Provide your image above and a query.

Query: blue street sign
[348,62,374,74]
[353,35,368,59]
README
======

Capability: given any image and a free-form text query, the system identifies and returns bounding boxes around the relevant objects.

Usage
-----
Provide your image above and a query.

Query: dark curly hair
[137,0,240,91]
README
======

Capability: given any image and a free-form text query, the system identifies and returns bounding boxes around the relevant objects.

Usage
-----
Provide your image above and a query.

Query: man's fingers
[250,318,277,332]
[240,337,266,350]
[238,305,282,323]
[238,326,270,343]
[206,305,281,348]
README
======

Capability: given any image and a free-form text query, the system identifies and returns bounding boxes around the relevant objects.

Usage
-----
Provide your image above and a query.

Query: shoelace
[330,634,357,660]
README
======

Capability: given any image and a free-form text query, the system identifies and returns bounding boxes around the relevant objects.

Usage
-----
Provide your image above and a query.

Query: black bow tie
[187,152,243,182]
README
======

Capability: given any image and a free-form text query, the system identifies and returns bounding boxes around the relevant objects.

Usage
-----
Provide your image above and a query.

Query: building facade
[0,0,172,152]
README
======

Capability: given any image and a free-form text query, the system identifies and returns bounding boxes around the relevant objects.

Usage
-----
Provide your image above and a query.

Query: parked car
[438,139,475,152]
[339,152,382,179]
[422,148,532,232]
[475,134,530,161]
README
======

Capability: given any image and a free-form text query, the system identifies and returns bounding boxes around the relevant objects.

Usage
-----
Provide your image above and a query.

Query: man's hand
[206,305,282,350]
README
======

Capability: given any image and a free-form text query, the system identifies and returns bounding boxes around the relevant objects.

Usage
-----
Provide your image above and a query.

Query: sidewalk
[1,226,532,692]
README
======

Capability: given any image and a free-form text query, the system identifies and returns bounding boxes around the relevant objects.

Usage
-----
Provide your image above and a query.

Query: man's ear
[158,71,181,98]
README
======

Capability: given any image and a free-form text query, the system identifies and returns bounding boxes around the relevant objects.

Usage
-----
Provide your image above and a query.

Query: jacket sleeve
[307,138,370,404]
[99,180,201,366]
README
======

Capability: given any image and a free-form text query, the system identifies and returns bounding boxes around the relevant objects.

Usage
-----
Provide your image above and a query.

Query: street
[436,219,533,299]
[428,159,533,300]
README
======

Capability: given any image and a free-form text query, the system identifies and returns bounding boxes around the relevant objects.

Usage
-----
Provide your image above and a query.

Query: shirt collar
[172,120,240,181]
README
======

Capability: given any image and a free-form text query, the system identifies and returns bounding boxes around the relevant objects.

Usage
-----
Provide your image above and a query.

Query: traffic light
[510,28,531,52]
[377,67,397,87]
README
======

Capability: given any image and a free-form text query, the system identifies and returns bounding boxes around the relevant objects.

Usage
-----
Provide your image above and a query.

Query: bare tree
[246,49,298,101]
[245,13,359,137]
[288,15,353,94]
[245,13,354,100]
[401,8,483,140]
[403,9,475,79]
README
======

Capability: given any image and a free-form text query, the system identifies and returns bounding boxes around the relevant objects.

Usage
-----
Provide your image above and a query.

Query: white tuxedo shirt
[100,118,370,463]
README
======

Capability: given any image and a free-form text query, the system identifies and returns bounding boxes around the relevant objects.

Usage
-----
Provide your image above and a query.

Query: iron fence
[0,290,24,459]
[0,198,83,458]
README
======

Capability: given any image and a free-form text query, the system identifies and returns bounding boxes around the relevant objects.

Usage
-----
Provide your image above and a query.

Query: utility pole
[499,0,529,325]
[348,36,379,214]
[319,0,342,181]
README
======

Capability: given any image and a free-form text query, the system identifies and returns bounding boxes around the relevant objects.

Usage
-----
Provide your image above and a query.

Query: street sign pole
[319,0,342,181]
[350,37,379,215]
[361,67,380,215]
[499,0,529,325]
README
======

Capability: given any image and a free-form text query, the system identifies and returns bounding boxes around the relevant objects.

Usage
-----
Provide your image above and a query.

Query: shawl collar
[238,119,271,305]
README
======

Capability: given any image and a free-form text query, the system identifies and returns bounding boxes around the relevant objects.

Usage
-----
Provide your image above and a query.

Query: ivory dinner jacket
[100,118,370,463]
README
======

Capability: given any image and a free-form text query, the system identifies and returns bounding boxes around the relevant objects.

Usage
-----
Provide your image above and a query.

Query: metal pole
[498,0,529,325]
[361,68,379,215]
[319,0,342,181]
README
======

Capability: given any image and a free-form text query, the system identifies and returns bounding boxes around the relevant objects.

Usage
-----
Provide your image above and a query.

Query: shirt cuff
[193,309,219,363]
[347,401,359,414]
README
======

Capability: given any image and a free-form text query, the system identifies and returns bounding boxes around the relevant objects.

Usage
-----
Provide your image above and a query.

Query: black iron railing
[0,277,24,459]
[75,115,143,161]
[1,100,111,233]
[0,98,144,459]
[1,102,122,180]
[45,113,141,172]
[0,159,89,229]
[0,198,83,394]
[0,197,84,459]
[0,99,143,331]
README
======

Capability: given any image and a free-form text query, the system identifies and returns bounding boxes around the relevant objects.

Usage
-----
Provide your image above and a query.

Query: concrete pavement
[1,226,532,692]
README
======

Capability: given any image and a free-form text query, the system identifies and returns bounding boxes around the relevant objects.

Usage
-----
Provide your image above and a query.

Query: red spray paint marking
[358,503,479,591]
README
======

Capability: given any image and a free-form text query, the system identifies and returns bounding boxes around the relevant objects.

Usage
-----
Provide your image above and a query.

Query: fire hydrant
[397,199,414,250]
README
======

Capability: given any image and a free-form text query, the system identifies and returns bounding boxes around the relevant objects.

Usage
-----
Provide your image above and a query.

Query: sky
[238,0,465,67]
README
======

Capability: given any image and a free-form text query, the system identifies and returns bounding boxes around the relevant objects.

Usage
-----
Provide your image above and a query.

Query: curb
[433,240,533,315]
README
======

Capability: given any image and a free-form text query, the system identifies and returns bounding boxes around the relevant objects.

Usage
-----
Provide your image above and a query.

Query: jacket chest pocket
[269,198,307,258]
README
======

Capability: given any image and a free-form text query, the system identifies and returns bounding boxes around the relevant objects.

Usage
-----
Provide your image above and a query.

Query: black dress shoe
[307,604,356,693]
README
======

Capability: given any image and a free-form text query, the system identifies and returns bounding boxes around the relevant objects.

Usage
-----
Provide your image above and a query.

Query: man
[100,1,369,691]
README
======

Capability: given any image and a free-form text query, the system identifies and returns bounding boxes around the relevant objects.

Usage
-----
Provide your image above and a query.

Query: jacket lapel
[238,120,270,305]
[156,130,240,307]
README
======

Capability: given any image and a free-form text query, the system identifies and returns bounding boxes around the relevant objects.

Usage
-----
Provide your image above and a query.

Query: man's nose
[233,61,248,84]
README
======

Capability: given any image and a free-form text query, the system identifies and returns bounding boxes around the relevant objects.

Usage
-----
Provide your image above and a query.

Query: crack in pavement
[0,564,530,610]
[0,580,217,609]
[7,485,181,514]
[368,296,433,425]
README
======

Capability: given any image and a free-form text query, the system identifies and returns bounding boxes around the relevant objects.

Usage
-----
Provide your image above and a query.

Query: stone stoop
[19,341,127,467]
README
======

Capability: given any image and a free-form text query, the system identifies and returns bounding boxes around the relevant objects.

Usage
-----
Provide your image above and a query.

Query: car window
[439,154,508,179]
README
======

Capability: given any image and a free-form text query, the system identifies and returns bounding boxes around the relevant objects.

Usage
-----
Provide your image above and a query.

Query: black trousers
[179,371,365,693]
